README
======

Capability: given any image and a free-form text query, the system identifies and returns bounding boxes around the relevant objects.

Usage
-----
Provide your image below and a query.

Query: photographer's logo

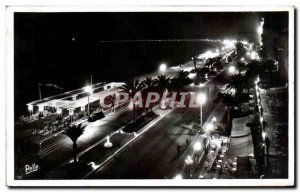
[25,163,39,175]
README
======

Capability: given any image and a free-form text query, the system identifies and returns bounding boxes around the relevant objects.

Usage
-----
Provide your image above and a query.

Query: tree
[121,79,144,122]
[170,70,192,91]
[141,77,157,111]
[226,74,246,94]
[142,77,157,89]
[63,124,85,163]
[156,75,171,92]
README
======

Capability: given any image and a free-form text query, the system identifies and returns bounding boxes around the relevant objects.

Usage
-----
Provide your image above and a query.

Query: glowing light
[198,50,219,59]
[193,142,202,151]
[188,73,196,79]
[241,40,249,45]
[104,136,113,148]
[262,132,266,141]
[89,162,98,169]
[81,106,85,111]
[38,106,44,112]
[260,117,264,123]
[69,110,74,116]
[197,93,207,105]
[212,116,217,123]
[57,108,62,114]
[28,104,33,111]
[84,86,92,94]
[228,66,236,73]
[221,47,225,50]
[251,51,256,60]
[199,83,205,87]
[206,123,214,132]
[185,155,194,165]
[223,39,236,48]
[174,174,183,179]
[258,18,264,45]
[240,57,245,62]
[159,63,167,72]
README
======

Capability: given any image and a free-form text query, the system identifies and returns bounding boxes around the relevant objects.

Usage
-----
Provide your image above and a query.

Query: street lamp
[206,123,214,134]
[212,116,217,123]
[262,131,266,142]
[228,66,235,74]
[193,142,202,152]
[197,93,207,128]
[185,155,194,178]
[174,174,183,179]
[84,85,92,117]
[159,63,167,73]
[260,117,264,123]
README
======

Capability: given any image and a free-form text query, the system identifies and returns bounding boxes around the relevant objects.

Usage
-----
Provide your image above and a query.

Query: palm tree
[63,124,85,163]
[121,79,144,122]
[142,77,157,89]
[156,74,171,92]
[226,74,246,94]
[174,70,192,89]
[141,77,157,111]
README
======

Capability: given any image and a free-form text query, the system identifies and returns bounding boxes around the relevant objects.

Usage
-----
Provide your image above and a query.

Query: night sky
[14,11,287,115]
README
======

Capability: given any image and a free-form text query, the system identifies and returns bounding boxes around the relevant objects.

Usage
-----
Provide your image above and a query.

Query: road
[89,68,229,179]
[36,106,135,174]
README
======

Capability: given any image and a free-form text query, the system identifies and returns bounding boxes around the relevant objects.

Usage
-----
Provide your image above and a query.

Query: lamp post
[185,155,194,178]
[197,93,207,129]
[57,108,62,119]
[228,66,236,74]
[84,86,92,117]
